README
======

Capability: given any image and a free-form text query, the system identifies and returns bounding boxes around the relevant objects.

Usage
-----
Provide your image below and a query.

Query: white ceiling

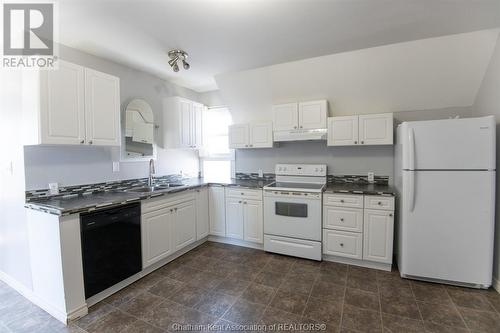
[59,0,500,92]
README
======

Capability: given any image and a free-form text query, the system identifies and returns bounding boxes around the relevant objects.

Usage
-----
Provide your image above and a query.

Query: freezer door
[400,116,495,170]
[399,170,495,286]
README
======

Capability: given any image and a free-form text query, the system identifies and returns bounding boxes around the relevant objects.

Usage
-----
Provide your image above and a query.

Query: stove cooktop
[264,181,325,192]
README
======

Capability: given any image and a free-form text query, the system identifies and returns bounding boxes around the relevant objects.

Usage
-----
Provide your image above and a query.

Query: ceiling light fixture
[168,49,189,72]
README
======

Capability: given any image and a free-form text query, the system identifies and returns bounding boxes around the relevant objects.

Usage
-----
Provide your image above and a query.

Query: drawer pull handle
[340,199,345,203]
[238,201,242,203]
[241,193,245,195]
[389,214,393,217]
[378,202,382,205]
[340,243,344,247]
[340,218,344,222]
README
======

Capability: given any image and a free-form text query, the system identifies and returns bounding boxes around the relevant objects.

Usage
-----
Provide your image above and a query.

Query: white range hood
[273,128,327,142]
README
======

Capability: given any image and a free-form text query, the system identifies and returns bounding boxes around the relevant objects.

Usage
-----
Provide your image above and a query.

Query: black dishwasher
[80,203,142,299]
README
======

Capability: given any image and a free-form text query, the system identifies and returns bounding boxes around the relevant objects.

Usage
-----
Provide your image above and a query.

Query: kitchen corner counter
[324,182,395,196]
[25,177,274,216]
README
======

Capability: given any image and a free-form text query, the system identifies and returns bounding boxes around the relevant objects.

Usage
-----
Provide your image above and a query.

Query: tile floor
[2,241,500,332]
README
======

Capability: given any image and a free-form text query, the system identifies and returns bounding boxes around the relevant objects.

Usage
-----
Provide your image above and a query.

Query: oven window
[275,202,308,218]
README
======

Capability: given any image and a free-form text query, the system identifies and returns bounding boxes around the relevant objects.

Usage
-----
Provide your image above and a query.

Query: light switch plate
[112,162,120,172]
[367,172,374,183]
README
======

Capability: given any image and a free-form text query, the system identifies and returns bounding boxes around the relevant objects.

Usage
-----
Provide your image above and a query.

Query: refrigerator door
[400,116,495,170]
[398,170,495,287]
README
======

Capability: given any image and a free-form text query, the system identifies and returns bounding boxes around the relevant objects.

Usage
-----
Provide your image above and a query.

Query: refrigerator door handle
[408,171,415,212]
[408,128,415,171]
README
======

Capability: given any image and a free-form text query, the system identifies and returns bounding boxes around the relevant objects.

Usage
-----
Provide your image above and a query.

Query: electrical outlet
[367,172,375,183]
[48,183,59,195]
[258,169,263,178]
[112,162,120,172]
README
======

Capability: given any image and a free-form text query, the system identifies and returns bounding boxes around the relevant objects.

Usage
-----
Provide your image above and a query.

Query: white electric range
[263,164,327,261]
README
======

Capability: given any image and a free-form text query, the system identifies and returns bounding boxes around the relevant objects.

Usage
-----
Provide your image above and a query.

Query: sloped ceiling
[215,29,500,123]
[59,0,500,92]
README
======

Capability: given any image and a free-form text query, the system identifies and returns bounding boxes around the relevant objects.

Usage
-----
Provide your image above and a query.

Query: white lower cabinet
[142,208,174,268]
[209,186,226,236]
[225,197,244,239]
[323,193,395,269]
[141,192,197,268]
[363,209,394,264]
[323,229,362,259]
[173,200,197,251]
[225,188,264,244]
[195,187,209,240]
[243,200,263,243]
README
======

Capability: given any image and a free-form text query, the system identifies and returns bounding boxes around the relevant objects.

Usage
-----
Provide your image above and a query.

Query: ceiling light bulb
[172,63,179,72]
[168,56,179,67]
[182,60,190,70]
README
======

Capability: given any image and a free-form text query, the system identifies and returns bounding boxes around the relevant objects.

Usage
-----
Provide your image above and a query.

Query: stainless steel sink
[125,183,185,193]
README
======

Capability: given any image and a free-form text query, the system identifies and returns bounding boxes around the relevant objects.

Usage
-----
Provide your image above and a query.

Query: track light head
[168,49,190,72]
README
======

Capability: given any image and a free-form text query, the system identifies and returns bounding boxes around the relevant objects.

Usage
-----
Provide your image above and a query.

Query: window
[200,107,234,180]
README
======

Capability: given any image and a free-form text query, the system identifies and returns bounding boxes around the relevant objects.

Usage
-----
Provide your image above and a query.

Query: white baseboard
[208,235,264,250]
[323,254,392,271]
[492,276,500,293]
[0,270,71,324]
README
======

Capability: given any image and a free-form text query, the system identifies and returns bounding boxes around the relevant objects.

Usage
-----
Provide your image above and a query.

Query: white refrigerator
[395,116,496,288]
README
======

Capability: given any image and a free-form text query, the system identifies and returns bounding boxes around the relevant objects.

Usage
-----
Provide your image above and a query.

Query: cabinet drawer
[323,229,362,259]
[142,191,195,213]
[225,187,262,201]
[364,195,394,211]
[323,207,363,232]
[324,194,363,208]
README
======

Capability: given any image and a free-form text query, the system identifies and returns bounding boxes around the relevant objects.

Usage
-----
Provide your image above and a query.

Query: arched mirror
[124,99,155,159]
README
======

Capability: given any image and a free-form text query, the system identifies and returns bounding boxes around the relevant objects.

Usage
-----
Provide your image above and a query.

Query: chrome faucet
[148,159,156,187]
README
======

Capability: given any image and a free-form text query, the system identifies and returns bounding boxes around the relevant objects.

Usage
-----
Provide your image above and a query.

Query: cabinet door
[192,103,204,148]
[298,100,327,129]
[84,68,120,146]
[209,186,226,236]
[363,209,394,264]
[142,208,174,268]
[225,197,244,240]
[273,103,298,131]
[228,124,249,149]
[358,113,393,145]
[243,200,263,244]
[327,116,359,146]
[179,99,192,148]
[40,61,86,145]
[249,123,273,148]
[196,187,209,240]
[173,200,197,251]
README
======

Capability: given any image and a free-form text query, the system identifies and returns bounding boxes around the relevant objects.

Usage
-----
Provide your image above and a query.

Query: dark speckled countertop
[25,177,274,216]
[325,182,395,196]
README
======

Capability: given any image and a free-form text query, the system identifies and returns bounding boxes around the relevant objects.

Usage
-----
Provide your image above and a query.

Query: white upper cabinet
[273,100,328,131]
[228,123,273,149]
[164,97,204,149]
[358,113,393,145]
[327,116,359,146]
[22,60,120,146]
[298,100,328,129]
[328,113,393,146]
[228,124,250,149]
[272,103,298,131]
[84,68,120,146]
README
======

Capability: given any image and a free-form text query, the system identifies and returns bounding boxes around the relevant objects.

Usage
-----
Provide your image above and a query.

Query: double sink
[125,183,187,194]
